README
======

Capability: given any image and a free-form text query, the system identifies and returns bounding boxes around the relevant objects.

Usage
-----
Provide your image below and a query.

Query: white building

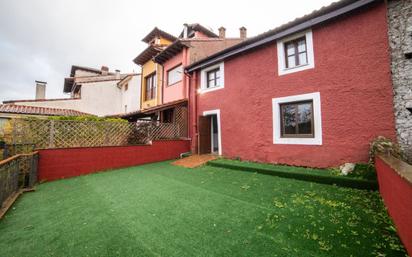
[3,65,141,117]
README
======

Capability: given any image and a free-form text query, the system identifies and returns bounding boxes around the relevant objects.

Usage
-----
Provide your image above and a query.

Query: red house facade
[186,0,396,168]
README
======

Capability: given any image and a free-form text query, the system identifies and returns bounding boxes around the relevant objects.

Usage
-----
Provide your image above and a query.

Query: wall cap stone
[377,154,412,185]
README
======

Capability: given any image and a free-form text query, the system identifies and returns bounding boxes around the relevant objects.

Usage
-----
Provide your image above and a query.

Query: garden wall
[38,140,190,181]
[375,155,412,256]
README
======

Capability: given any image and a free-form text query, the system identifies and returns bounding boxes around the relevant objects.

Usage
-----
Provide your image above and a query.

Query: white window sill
[274,137,322,145]
[198,85,224,94]
[283,63,309,71]
[279,63,314,76]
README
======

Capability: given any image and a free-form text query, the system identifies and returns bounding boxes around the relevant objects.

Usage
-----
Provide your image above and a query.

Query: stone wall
[388,0,412,163]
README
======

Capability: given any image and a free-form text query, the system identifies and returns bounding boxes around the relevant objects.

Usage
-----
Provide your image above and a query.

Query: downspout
[184,69,192,142]
[159,62,164,105]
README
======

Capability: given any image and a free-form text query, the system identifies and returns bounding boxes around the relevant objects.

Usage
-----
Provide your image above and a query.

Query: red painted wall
[38,140,190,181]
[375,156,412,256]
[190,2,396,167]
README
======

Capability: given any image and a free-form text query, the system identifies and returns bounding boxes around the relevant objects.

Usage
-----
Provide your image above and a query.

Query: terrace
[0,160,407,257]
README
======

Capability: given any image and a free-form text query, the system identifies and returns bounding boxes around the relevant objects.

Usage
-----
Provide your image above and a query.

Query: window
[272,92,322,145]
[284,37,307,68]
[162,109,174,123]
[124,83,128,91]
[200,62,224,93]
[277,30,314,75]
[280,100,313,137]
[145,73,156,101]
[206,68,220,89]
[167,64,183,86]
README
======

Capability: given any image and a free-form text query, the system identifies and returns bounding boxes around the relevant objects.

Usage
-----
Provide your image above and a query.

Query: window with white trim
[277,30,315,76]
[167,64,183,86]
[272,92,322,145]
[200,62,224,93]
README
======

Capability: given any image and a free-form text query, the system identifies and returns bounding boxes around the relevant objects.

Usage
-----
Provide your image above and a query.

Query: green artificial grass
[0,161,407,257]
[208,159,379,190]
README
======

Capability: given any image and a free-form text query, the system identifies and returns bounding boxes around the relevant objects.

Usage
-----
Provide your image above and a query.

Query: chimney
[101,66,109,75]
[183,23,189,38]
[115,69,121,79]
[35,80,46,100]
[239,26,247,39]
[218,27,226,39]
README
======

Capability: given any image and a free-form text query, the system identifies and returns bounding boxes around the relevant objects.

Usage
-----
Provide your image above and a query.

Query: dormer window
[277,30,314,76]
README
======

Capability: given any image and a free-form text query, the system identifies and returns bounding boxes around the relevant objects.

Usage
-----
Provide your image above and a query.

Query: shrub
[369,136,403,163]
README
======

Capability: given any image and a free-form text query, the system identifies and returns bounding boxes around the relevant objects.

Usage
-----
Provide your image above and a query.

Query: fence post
[49,120,55,148]
[28,153,38,188]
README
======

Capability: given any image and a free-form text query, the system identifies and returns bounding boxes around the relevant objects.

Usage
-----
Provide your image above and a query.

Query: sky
[0,0,336,102]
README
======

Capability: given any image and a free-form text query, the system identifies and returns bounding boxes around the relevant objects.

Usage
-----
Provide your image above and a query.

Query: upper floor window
[206,68,220,88]
[285,37,307,68]
[200,62,224,93]
[167,64,183,86]
[277,30,314,76]
[145,73,156,101]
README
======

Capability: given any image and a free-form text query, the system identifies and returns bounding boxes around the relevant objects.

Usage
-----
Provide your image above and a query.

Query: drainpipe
[184,69,192,142]
[194,71,199,154]
[159,62,165,105]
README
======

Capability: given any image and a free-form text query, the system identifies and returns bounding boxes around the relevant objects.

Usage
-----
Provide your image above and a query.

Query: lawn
[0,161,407,257]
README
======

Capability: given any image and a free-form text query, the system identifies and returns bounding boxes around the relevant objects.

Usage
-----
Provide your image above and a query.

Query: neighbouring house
[387,0,412,162]
[185,0,397,168]
[0,104,91,135]
[125,24,245,127]
[151,24,245,124]
[132,27,177,113]
[3,66,141,117]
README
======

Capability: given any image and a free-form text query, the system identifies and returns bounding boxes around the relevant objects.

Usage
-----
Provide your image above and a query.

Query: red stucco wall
[375,156,412,256]
[38,140,190,181]
[191,2,396,167]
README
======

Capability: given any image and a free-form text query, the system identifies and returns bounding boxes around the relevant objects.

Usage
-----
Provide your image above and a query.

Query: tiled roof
[142,27,177,43]
[0,104,92,116]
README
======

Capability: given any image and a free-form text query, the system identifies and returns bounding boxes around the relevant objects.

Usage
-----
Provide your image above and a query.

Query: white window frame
[199,62,224,93]
[167,64,183,86]
[203,109,222,155]
[277,30,315,76]
[272,92,322,145]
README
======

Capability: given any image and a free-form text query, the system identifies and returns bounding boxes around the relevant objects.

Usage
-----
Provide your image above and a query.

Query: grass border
[207,160,378,191]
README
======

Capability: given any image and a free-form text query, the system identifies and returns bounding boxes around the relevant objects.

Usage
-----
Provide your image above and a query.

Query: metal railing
[0,152,38,211]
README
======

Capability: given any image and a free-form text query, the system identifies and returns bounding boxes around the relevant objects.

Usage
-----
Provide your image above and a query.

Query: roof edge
[186,0,379,72]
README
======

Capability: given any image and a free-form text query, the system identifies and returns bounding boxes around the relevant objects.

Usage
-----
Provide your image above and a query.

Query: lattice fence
[7,118,187,150]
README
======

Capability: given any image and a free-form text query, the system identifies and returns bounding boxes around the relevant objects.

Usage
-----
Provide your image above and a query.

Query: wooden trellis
[8,118,187,150]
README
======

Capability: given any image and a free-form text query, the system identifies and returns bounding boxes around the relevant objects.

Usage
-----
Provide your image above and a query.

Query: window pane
[282,105,297,135]
[286,43,295,56]
[215,70,220,79]
[298,39,306,52]
[299,53,307,65]
[297,102,312,134]
[206,69,220,88]
[167,65,183,85]
[287,56,296,68]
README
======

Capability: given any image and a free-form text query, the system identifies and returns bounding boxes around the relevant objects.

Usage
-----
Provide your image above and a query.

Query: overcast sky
[0,0,336,102]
